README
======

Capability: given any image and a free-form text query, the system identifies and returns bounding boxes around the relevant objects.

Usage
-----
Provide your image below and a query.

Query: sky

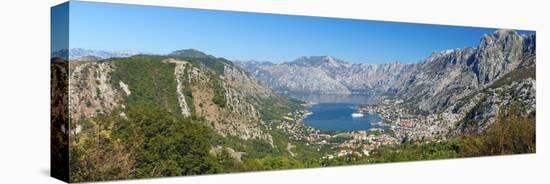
[59,1,535,64]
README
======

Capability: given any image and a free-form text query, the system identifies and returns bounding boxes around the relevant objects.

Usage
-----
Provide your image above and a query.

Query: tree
[70,106,223,181]
[116,106,221,177]
[69,118,134,182]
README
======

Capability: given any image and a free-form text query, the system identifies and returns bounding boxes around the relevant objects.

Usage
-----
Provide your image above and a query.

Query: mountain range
[236,29,536,113]
[53,30,535,181]
[51,48,151,60]
[53,29,535,144]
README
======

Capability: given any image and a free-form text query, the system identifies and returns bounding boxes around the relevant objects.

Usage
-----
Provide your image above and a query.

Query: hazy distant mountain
[51,48,150,60]
[236,55,411,94]
[285,56,352,70]
[237,57,352,94]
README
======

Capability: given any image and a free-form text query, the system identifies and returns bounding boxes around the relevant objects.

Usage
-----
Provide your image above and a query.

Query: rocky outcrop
[396,48,479,112]
[68,61,125,122]
[160,57,279,144]
[397,30,535,113]
[338,61,411,93]
[474,30,531,85]
[394,56,535,140]
[166,59,192,117]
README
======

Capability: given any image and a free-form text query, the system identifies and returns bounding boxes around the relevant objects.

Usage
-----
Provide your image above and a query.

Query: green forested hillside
[68,54,322,182]
[110,55,182,115]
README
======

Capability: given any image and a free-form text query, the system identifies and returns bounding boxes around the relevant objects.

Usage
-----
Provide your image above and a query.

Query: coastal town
[269,94,462,160]
[272,101,405,160]
[358,96,452,142]
[320,129,399,159]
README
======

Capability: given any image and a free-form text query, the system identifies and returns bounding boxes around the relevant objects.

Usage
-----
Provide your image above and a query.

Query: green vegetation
[110,55,182,115]
[458,108,535,156]
[211,79,226,107]
[169,49,214,59]
[210,125,324,170]
[169,49,233,75]
[117,107,220,177]
[70,113,323,181]
[69,107,221,182]
[69,112,135,182]
[329,133,352,143]
[185,56,230,75]
[256,96,303,122]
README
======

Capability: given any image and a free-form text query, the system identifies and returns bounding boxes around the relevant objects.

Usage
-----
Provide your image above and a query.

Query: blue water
[303,103,382,131]
[288,94,384,131]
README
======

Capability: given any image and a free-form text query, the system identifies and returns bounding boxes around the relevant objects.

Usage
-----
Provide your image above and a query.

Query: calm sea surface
[287,94,384,131]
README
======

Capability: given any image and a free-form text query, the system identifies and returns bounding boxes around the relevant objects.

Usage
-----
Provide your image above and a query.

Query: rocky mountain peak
[425,48,461,61]
[474,29,532,85]
[480,29,522,48]
[319,55,346,68]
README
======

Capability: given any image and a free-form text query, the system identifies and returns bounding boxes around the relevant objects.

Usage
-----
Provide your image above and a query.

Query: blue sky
[62,1,534,64]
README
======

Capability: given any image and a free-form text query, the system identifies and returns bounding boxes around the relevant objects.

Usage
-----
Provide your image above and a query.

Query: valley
[55,29,536,182]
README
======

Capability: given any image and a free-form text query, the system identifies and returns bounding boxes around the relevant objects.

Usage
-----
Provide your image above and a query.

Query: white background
[0,0,547,183]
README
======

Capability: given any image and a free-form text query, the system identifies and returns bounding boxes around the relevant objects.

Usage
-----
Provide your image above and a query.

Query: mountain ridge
[51,48,152,60]
[237,29,536,113]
